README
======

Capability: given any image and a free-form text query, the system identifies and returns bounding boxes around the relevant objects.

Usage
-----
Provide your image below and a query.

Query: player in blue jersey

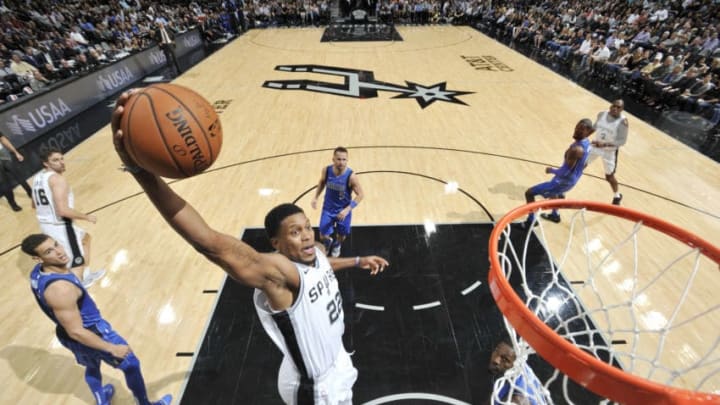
[489,338,549,405]
[21,234,172,405]
[522,119,594,229]
[311,147,365,257]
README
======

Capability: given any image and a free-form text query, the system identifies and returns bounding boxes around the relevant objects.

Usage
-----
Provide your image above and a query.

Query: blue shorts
[319,209,352,237]
[58,319,131,368]
[529,180,573,199]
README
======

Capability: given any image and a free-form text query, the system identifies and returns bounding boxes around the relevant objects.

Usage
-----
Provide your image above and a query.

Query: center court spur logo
[262,65,473,109]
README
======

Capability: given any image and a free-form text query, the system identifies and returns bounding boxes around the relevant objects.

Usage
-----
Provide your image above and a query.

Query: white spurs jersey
[33,170,72,224]
[254,248,344,380]
[594,111,626,149]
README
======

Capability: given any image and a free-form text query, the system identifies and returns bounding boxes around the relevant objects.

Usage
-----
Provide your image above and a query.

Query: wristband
[122,165,143,174]
[350,201,358,209]
[355,256,360,266]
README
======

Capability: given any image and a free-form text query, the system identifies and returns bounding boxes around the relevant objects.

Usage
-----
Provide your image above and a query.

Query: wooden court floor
[0,26,718,404]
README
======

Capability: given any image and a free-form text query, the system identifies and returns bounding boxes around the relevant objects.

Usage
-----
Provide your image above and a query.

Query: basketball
[120,83,223,178]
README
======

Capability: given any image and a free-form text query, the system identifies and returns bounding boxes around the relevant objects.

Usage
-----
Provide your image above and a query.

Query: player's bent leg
[524,188,536,204]
[521,182,554,229]
[83,358,106,405]
[319,211,336,252]
[81,232,91,264]
[80,232,107,288]
[94,322,169,405]
[331,215,352,257]
[608,173,622,204]
[603,152,622,204]
[117,352,164,405]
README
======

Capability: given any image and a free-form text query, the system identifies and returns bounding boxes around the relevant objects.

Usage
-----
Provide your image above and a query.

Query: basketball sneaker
[540,213,561,223]
[152,394,173,405]
[82,268,106,288]
[102,384,115,404]
[330,242,341,258]
[612,193,623,205]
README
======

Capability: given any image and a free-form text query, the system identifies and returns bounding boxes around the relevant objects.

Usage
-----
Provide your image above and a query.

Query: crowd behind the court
[0,0,241,105]
[365,0,720,133]
[3,0,720,129]
[470,0,720,126]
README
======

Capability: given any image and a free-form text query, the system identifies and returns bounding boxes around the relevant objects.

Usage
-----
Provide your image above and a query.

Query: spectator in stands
[587,38,611,72]
[700,29,719,57]
[154,21,181,76]
[631,27,652,47]
[10,51,49,91]
[680,73,717,112]
[69,26,89,47]
[662,66,701,107]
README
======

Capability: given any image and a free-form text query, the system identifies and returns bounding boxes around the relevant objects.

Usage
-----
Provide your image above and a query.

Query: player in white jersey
[110,91,389,404]
[32,148,105,288]
[254,246,358,404]
[587,99,629,205]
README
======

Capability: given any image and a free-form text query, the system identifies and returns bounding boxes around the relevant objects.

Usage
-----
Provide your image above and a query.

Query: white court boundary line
[413,301,441,310]
[362,392,472,404]
[356,303,385,311]
[461,280,482,295]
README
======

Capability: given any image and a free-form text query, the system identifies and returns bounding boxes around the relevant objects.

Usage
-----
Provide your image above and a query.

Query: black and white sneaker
[540,213,561,223]
[612,194,623,205]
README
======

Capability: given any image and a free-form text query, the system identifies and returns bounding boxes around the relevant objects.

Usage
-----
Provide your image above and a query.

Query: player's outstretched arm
[110,92,294,291]
[328,255,388,275]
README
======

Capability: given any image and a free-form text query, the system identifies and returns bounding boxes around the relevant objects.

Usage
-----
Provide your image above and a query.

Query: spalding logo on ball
[120,83,223,178]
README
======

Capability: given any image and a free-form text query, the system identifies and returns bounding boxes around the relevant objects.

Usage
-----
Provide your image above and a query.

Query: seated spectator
[662,67,701,107]
[9,51,49,90]
[73,53,94,73]
[69,26,90,47]
[700,29,719,57]
[680,73,717,112]
[23,46,45,69]
[632,27,652,48]
[586,38,611,72]
[87,48,107,66]
[45,60,71,81]
[645,64,685,107]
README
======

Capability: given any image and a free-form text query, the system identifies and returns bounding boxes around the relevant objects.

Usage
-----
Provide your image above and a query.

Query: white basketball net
[492,206,720,404]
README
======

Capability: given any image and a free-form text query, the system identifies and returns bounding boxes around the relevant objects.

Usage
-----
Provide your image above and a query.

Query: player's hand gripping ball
[120,83,223,178]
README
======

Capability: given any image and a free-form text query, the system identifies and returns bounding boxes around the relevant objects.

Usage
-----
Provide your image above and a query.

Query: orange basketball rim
[488,200,720,405]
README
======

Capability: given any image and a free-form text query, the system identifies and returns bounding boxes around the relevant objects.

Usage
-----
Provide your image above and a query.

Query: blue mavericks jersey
[30,264,103,339]
[495,364,549,405]
[553,138,590,186]
[323,165,353,214]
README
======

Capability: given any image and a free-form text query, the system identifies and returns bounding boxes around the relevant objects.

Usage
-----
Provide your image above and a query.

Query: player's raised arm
[110,91,294,292]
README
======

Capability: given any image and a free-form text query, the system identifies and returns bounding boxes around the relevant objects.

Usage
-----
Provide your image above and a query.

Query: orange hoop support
[488,200,720,405]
